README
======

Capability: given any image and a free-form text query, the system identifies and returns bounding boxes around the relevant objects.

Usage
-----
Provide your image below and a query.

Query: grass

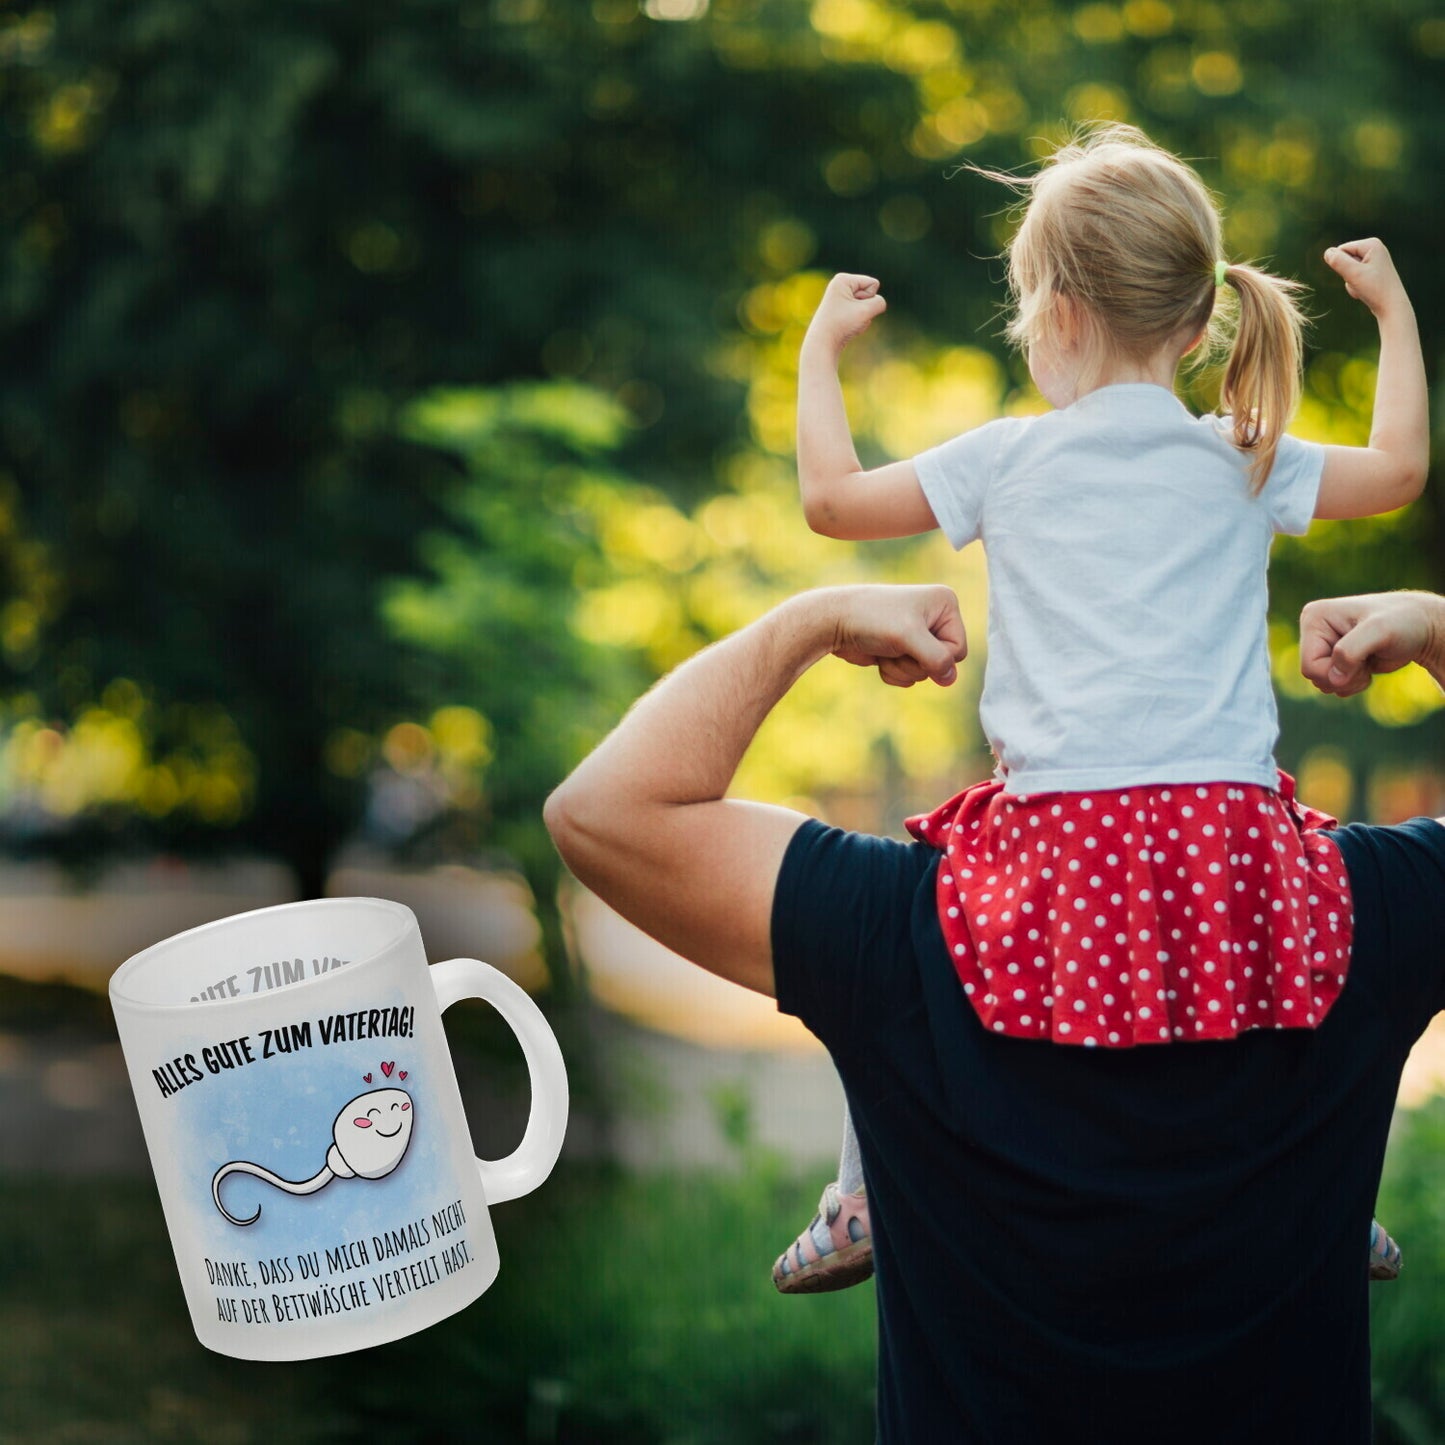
[6,956,1444,1445]
[0,1160,878,1445]
[1370,1100,1445,1445]
[8,1113,1445,1443]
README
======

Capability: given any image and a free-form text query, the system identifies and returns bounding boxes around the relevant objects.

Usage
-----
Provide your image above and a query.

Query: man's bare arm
[544,585,967,997]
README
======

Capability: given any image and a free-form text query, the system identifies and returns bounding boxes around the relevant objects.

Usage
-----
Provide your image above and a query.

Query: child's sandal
[772,1182,873,1294]
[1370,1218,1402,1281]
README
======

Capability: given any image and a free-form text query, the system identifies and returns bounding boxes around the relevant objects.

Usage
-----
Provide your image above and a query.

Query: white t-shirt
[913,382,1324,795]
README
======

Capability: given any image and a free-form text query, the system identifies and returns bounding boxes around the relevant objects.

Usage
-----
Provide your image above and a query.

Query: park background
[3,0,1445,1439]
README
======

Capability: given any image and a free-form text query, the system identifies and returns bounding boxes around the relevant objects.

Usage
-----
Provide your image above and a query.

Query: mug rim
[109,895,417,1014]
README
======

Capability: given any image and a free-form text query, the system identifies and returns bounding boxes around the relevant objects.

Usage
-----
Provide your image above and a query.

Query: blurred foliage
[0,1166,878,1444]
[376,382,656,882]
[9,1099,1445,1441]
[0,0,1441,899]
[0,1177,363,1444]
[1373,1098,1445,1444]
[0,969,114,1033]
[391,376,988,870]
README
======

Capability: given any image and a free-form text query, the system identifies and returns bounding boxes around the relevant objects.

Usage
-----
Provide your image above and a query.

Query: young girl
[773,124,1426,1294]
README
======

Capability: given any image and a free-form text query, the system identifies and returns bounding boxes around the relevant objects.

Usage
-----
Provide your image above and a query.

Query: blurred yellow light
[810,0,877,42]
[697,495,753,551]
[1295,747,1353,821]
[1260,136,1315,189]
[739,284,781,336]
[980,88,1028,134]
[11,724,62,779]
[382,721,435,775]
[36,711,144,816]
[1292,392,1369,450]
[603,501,698,571]
[100,678,144,719]
[1,599,39,659]
[194,775,244,826]
[1073,4,1124,43]
[1191,51,1243,97]
[1,11,55,63]
[776,270,830,325]
[1065,83,1130,124]
[888,20,958,74]
[758,218,817,273]
[575,578,680,651]
[747,370,798,456]
[1367,767,1443,827]
[34,82,94,153]
[933,97,988,147]
[1225,200,1279,260]
[823,148,877,196]
[907,119,956,162]
[686,565,767,637]
[1336,357,1378,417]
[1270,614,1322,700]
[1353,119,1404,171]
[894,701,959,778]
[1123,0,1172,36]
[865,347,1004,459]
[642,0,708,18]
[1417,17,1445,57]
[1363,665,1445,728]
[430,706,493,768]
[919,64,973,108]
[138,765,181,819]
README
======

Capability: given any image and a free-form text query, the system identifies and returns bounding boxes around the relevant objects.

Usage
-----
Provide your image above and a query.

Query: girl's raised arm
[797,273,940,541]
[1313,240,1429,521]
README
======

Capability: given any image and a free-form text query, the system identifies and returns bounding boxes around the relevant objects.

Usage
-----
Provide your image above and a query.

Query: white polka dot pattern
[905,773,1353,1049]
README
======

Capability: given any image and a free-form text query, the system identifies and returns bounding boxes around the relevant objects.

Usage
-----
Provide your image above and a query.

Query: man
[545,585,1445,1443]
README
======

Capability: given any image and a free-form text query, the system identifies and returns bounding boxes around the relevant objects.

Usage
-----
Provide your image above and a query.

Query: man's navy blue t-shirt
[772,816,1445,1444]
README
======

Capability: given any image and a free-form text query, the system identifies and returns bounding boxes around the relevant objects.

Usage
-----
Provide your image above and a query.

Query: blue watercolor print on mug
[177,993,453,1264]
[211,1076,416,1225]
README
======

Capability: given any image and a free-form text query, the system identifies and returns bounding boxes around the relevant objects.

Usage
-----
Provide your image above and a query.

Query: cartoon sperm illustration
[212,1081,415,1226]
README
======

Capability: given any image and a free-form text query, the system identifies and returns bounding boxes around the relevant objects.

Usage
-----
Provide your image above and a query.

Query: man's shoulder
[1330,816,1445,1034]
[1332,814,1445,878]
[771,820,942,1051]
[774,820,940,947]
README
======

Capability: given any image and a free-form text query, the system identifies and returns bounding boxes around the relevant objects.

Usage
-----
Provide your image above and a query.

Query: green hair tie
[1215,259,1228,287]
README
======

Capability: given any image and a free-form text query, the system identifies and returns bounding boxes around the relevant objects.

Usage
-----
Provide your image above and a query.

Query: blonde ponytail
[972,125,1313,494]
[1216,263,1307,493]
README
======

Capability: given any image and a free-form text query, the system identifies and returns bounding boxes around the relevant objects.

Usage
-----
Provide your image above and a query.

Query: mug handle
[428,958,569,1205]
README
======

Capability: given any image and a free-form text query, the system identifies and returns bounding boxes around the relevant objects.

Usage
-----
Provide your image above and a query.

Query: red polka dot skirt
[905,773,1352,1048]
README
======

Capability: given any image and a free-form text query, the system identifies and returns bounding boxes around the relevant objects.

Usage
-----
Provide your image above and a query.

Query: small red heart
[353,1118,372,1128]
[380,1061,395,1078]
[398,1070,408,1080]
[362,1073,372,1083]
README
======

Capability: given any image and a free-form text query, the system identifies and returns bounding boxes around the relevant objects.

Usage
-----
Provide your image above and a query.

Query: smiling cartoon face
[332,1087,415,1179]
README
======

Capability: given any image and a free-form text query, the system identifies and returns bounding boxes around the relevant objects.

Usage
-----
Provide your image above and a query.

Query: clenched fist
[804,273,888,357]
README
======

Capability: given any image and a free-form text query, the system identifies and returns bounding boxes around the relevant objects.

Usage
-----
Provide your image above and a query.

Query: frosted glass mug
[110,896,568,1361]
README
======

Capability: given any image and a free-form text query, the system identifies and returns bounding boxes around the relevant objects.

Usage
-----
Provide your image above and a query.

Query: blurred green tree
[0,0,1438,896]
[380,382,660,886]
